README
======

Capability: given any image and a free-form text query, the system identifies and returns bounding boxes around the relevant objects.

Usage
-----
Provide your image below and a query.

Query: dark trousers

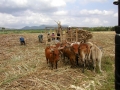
[39,38,43,43]
[20,41,25,45]
[57,33,60,40]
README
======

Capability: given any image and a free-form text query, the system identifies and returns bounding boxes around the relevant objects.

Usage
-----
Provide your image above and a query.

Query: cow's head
[78,43,86,55]
[71,43,79,56]
[78,43,92,56]
[51,48,61,61]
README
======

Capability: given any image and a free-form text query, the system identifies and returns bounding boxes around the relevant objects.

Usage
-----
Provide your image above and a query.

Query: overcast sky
[0,0,118,29]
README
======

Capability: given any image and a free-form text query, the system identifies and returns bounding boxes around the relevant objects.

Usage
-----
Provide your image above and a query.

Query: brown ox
[78,43,91,73]
[45,46,60,69]
[71,43,80,55]
[62,45,76,67]
[70,42,80,65]
[60,42,80,67]
[45,46,52,64]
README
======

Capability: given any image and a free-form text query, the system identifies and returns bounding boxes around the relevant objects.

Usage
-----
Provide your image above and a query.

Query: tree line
[82,26,115,31]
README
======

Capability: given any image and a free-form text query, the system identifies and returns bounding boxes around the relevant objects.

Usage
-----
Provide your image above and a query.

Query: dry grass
[0,31,115,90]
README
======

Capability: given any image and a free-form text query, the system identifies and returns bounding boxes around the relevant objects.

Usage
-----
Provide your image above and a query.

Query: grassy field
[0,29,45,34]
[0,31,115,90]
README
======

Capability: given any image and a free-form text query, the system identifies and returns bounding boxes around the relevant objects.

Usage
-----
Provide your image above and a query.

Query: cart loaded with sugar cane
[45,21,93,45]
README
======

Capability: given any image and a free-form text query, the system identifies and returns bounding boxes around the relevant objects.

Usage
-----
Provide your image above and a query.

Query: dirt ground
[0,31,115,90]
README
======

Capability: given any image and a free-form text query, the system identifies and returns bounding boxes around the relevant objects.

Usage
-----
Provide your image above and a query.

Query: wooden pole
[76,29,78,42]
[45,27,47,45]
[70,30,72,42]
[60,28,62,42]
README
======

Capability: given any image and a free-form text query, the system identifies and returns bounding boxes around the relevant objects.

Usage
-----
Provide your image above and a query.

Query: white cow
[86,42,103,72]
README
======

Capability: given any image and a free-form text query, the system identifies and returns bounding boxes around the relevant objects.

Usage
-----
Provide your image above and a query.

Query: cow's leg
[98,58,102,72]
[66,57,70,64]
[46,58,49,64]
[93,59,96,73]
[85,54,91,69]
[81,52,85,73]
[60,52,63,60]
[50,62,53,70]
[63,54,65,63]
[82,61,85,73]
[76,55,79,66]
[55,61,57,69]
[82,57,86,73]
[70,58,74,68]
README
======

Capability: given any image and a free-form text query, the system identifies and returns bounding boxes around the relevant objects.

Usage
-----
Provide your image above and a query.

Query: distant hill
[21,25,68,30]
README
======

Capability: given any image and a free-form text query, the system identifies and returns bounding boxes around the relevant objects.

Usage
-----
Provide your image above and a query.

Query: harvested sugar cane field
[0,31,115,90]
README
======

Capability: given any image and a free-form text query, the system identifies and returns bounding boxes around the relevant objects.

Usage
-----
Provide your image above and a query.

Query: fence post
[76,28,78,42]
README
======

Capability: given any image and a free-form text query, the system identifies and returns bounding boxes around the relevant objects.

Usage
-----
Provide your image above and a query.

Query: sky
[0,0,118,29]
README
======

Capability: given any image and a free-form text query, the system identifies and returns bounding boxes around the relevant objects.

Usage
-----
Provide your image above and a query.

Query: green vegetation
[83,26,115,31]
[99,56,114,90]
[0,26,115,34]
[0,29,45,34]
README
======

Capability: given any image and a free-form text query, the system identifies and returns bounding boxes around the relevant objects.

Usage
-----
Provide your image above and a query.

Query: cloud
[84,0,107,2]
[103,20,109,24]
[50,0,66,7]
[83,18,101,24]
[0,0,117,28]
[114,13,118,17]
[0,13,20,28]
[53,10,68,15]
[80,9,114,16]
[0,0,67,14]
[0,10,53,28]
[82,17,110,26]
[10,0,28,6]
[79,0,108,4]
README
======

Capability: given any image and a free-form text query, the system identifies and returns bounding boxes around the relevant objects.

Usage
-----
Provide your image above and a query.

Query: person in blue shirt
[20,37,25,45]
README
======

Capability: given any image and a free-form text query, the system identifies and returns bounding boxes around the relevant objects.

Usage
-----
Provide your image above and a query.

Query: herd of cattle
[45,41,102,73]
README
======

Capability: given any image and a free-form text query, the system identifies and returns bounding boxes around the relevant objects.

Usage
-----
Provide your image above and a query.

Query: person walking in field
[38,34,43,43]
[20,36,25,45]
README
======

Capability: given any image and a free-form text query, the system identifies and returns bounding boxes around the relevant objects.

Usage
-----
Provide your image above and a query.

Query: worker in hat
[67,26,71,33]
